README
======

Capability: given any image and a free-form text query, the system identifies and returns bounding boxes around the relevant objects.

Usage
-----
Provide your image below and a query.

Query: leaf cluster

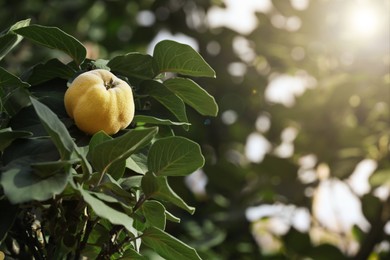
[0,19,218,259]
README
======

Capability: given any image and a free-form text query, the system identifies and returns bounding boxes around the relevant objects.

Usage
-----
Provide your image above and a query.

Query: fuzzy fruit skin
[64,69,135,135]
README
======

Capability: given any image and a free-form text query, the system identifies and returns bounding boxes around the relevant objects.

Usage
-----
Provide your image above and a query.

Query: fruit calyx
[105,78,117,90]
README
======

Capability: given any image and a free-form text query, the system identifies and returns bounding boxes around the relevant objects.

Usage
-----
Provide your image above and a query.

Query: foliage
[0,1,389,259]
[0,19,218,259]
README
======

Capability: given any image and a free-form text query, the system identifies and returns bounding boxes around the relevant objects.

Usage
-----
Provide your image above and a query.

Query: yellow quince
[64,69,135,135]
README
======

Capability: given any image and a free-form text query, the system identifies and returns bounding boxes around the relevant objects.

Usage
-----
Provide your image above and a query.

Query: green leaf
[0,19,30,60]
[148,136,205,176]
[78,187,137,235]
[142,226,202,260]
[0,128,32,151]
[133,115,191,126]
[0,67,31,116]
[141,200,166,230]
[91,59,110,70]
[31,158,80,178]
[142,80,189,129]
[0,157,71,204]
[30,97,76,159]
[165,210,181,223]
[26,59,76,85]
[89,127,158,179]
[100,176,135,205]
[361,194,382,223]
[14,25,86,66]
[0,34,17,61]
[306,244,345,260]
[108,53,156,79]
[164,78,218,116]
[141,172,160,197]
[126,153,148,175]
[369,169,390,188]
[282,228,311,254]
[89,131,112,152]
[120,247,148,260]
[153,40,215,78]
[142,172,195,214]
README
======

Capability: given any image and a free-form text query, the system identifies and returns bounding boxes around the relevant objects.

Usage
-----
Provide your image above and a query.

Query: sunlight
[347,4,381,38]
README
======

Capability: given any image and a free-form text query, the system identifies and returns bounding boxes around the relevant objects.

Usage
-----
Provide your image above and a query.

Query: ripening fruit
[64,69,135,135]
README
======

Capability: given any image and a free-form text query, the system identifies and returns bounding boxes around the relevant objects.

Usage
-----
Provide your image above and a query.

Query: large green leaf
[78,187,136,235]
[141,200,166,230]
[14,25,86,66]
[0,157,71,204]
[108,53,156,79]
[89,127,158,180]
[0,19,30,60]
[164,78,218,116]
[0,127,32,151]
[0,67,31,116]
[141,172,195,214]
[153,40,215,78]
[26,58,76,85]
[142,80,188,129]
[30,97,76,159]
[142,226,202,260]
[148,136,205,176]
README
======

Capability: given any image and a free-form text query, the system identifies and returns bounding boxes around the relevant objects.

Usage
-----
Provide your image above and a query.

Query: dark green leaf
[14,25,86,66]
[306,244,346,260]
[141,200,166,230]
[0,19,30,60]
[30,97,76,159]
[31,158,80,178]
[0,34,17,61]
[142,173,195,214]
[164,78,218,116]
[153,40,215,78]
[126,153,148,174]
[100,176,135,204]
[282,228,311,254]
[142,80,189,129]
[89,127,158,179]
[0,127,32,151]
[142,226,202,260]
[26,59,76,85]
[78,187,137,235]
[0,67,31,116]
[148,136,205,176]
[108,53,156,79]
[141,172,160,197]
[0,157,71,204]
[89,131,112,152]
[120,247,148,260]
[361,194,382,223]
[133,115,191,126]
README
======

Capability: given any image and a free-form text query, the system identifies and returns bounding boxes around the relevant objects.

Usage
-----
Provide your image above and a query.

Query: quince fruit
[64,69,135,135]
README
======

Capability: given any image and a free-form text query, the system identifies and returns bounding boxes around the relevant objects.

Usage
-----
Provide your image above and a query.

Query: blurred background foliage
[1,0,389,259]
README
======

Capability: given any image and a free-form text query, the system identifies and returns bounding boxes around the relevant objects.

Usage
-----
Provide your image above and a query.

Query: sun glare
[347,5,381,37]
